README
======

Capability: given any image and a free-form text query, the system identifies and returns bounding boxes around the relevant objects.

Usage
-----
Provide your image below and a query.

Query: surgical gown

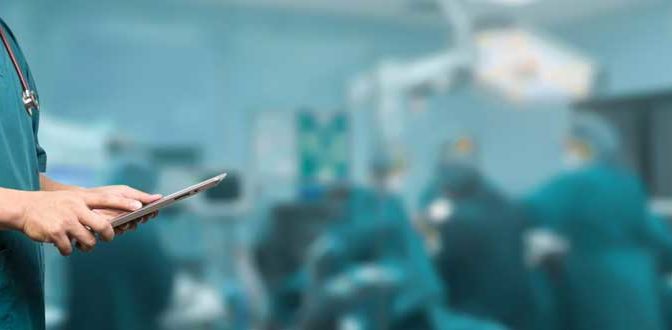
[526,165,671,330]
[420,174,539,330]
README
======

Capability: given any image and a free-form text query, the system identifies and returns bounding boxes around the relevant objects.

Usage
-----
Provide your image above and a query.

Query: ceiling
[195,0,665,27]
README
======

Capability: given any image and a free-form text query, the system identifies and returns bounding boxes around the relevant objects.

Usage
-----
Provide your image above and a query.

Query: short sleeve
[34,124,48,173]
[30,88,47,173]
[23,46,47,172]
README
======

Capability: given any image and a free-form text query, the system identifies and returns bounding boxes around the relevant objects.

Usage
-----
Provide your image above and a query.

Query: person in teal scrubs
[525,113,672,330]
[0,18,162,330]
[418,164,539,330]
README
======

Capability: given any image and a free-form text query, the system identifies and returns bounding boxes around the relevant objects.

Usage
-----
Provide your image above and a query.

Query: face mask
[384,174,405,192]
[564,138,595,170]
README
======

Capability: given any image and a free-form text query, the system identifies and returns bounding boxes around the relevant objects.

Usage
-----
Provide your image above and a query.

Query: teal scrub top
[340,188,445,317]
[526,165,667,330]
[0,19,48,330]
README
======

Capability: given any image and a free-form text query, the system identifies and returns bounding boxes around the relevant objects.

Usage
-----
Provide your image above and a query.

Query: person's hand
[85,185,162,235]
[15,188,155,256]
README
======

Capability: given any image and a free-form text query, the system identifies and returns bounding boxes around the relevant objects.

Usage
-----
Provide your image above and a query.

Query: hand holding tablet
[110,173,227,228]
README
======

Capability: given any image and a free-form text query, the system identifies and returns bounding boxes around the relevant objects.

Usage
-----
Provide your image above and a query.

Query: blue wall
[3,1,446,165]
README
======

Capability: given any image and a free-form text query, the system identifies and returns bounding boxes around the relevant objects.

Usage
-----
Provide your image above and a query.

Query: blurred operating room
[3,0,672,329]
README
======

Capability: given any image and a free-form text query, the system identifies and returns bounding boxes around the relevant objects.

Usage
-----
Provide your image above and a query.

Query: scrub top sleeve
[33,116,47,173]
[523,175,574,230]
[26,65,47,173]
[641,214,672,269]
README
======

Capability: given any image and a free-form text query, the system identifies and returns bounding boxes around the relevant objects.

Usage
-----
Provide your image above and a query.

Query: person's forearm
[0,187,29,230]
[39,174,81,192]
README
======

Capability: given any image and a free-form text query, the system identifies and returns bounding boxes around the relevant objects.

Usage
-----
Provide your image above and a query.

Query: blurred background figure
[65,155,176,330]
[417,136,539,330]
[251,201,339,329]
[524,113,672,330]
[417,135,480,254]
[298,149,445,329]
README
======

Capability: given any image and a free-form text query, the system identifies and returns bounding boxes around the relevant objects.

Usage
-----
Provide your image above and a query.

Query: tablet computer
[110,173,227,228]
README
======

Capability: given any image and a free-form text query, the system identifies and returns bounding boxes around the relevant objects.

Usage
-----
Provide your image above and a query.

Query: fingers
[58,208,107,254]
[119,220,138,233]
[141,211,159,224]
[70,225,96,252]
[51,232,73,256]
[75,240,93,253]
[82,192,143,212]
[76,207,115,242]
[117,186,162,204]
[113,210,160,235]
[92,208,120,217]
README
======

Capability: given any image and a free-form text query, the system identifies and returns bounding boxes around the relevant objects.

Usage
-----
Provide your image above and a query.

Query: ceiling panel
[195,0,666,27]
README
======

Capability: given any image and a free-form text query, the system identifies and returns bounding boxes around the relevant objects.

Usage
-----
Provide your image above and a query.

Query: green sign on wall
[297,111,349,185]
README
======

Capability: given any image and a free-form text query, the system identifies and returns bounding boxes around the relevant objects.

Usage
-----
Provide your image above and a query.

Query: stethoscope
[0,24,39,117]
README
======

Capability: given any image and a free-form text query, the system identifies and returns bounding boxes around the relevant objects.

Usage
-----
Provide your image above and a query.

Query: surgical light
[474,27,596,103]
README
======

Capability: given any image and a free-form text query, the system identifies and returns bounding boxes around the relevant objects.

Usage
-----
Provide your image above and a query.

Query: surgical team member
[418,136,539,330]
[525,113,672,330]
[1,18,161,330]
[300,150,446,329]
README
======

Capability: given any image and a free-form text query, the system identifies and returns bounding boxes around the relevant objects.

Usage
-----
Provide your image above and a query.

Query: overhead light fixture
[474,27,597,103]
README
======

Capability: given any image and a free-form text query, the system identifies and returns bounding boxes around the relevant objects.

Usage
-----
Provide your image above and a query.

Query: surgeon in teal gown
[0,19,49,330]
[525,113,672,330]
[419,166,539,330]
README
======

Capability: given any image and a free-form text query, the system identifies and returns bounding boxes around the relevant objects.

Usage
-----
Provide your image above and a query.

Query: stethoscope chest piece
[22,90,39,116]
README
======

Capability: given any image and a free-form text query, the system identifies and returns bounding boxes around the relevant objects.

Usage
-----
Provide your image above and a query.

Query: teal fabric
[65,221,174,330]
[300,182,510,330]
[419,166,540,330]
[661,280,672,330]
[0,19,47,330]
[526,165,668,330]
[303,187,445,328]
[344,188,445,318]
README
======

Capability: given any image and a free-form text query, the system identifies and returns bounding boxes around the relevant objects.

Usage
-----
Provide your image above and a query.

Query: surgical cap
[570,113,622,165]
